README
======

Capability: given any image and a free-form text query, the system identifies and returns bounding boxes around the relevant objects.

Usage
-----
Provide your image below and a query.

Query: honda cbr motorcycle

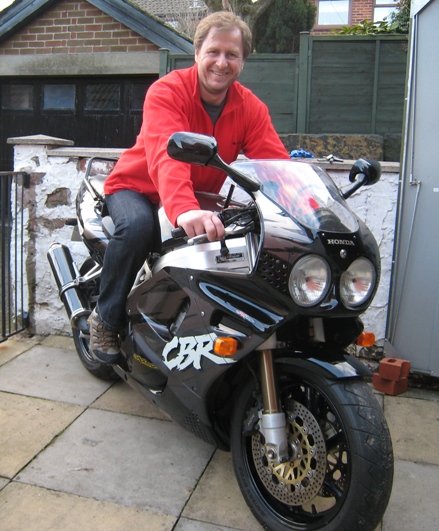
[48,132,393,531]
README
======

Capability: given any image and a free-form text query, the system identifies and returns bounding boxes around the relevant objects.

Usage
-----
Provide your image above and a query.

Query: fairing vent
[181,411,217,445]
[257,252,289,293]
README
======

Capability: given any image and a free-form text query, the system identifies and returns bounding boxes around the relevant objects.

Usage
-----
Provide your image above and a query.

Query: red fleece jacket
[104,65,289,226]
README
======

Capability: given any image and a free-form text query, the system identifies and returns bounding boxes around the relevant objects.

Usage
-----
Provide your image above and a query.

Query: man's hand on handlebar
[176,210,225,242]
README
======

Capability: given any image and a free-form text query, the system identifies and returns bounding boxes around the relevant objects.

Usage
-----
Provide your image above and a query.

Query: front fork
[257,334,289,463]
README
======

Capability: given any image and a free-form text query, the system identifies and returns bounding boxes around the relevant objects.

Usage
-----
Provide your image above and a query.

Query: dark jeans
[97,190,160,331]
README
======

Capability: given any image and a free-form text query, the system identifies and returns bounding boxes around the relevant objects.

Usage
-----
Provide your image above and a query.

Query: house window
[85,84,120,111]
[130,84,147,111]
[374,0,399,21]
[317,0,350,25]
[43,84,75,110]
[2,85,33,110]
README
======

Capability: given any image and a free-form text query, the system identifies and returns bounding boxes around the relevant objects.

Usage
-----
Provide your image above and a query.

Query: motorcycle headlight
[289,255,330,307]
[340,257,376,308]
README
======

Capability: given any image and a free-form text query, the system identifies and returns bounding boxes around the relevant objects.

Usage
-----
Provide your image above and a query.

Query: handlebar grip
[171,227,186,240]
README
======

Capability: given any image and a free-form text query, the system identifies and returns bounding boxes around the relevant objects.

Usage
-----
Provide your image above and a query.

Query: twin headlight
[288,255,376,308]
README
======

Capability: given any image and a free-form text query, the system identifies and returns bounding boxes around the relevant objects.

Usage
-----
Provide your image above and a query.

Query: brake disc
[251,400,327,506]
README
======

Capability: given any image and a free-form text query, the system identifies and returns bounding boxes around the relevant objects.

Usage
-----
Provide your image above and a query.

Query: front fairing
[229,159,381,317]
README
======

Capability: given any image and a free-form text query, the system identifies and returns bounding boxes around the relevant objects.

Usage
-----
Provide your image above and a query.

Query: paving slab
[382,460,439,530]
[175,518,244,531]
[0,478,9,491]
[16,407,215,517]
[0,335,41,367]
[92,379,169,420]
[0,344,113,406]
[384,394,439,464]
[402,386,439,403]
[183,449,263,531]
[0,392,84,479]
[0,482,176,531]
[40,334,76,351]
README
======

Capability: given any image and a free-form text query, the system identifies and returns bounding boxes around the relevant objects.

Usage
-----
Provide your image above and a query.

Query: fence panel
[375,39,408,134]
[0,171,28,342]
[303,35,408,135]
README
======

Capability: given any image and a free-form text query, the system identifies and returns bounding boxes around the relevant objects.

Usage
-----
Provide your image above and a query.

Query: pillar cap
[7,134,74,147]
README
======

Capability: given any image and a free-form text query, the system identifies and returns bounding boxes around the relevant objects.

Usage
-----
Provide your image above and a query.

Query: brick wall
[0,0,159,55]
[351,0,374,24]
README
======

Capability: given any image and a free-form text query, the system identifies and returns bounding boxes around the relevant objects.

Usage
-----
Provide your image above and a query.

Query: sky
[0,0,14,12]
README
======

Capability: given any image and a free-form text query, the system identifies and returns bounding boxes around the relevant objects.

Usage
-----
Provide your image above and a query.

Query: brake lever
[186,223,251,246]
[187,233,210,246]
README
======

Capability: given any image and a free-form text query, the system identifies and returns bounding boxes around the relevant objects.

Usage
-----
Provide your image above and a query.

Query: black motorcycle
[48,132,393,531]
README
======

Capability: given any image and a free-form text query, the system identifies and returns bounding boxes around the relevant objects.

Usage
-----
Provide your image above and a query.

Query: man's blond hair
[194,11,252,60]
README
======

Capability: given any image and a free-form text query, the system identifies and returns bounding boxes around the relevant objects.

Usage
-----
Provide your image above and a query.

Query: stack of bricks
[373,357,411,396]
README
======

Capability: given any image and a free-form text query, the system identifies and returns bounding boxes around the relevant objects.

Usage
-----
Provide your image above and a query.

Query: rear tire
[230,364,393,530]
[73,258,119,381]
[73,328,119,381]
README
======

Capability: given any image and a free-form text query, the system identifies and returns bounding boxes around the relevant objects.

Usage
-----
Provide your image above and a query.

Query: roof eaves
[0,0,58,43]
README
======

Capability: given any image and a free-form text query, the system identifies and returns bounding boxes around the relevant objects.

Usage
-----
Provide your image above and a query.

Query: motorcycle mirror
[343,158,382,199]
[167,132,261,193]
[349,158,382,186]
[167,132,218,165]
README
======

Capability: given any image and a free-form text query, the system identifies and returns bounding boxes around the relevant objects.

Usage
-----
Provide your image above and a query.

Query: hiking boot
[88,308,121,364]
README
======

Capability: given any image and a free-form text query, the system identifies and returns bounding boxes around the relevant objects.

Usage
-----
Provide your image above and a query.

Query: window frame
[42,83,76,112]
[1,84,34,111]
[314,0,352,30]
[84,82,121,113]
[373,0,399,22]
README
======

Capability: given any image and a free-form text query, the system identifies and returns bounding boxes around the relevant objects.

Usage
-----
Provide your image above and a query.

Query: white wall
[11,137,399,343]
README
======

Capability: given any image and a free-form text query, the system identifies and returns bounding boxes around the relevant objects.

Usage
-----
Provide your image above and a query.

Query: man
[89,11,290,364]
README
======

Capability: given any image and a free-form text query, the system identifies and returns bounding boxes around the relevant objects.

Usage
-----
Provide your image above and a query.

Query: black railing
[0,171,29,342]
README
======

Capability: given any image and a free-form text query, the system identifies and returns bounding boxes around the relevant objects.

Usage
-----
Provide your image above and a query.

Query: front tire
[230,364,393,530]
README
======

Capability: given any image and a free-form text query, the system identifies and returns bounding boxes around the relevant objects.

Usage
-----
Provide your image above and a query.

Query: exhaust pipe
[47,243,91,332]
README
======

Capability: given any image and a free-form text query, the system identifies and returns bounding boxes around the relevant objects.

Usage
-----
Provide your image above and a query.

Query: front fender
[276,350,372,380]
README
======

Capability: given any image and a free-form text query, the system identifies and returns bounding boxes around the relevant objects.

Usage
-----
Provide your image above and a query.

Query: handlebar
[171,206,257,246]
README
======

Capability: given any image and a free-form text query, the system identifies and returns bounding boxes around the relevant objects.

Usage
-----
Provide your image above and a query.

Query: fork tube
[259,348,280,414]
[258,336,288,462]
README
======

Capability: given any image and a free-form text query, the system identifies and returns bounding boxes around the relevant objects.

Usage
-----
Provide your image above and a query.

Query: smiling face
[195,26,244,105]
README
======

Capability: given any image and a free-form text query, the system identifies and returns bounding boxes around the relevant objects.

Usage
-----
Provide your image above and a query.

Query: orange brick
[379,358,411,381]
[373,374,408,396]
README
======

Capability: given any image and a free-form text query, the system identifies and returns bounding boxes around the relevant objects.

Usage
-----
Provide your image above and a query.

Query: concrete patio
[1,334,438,530]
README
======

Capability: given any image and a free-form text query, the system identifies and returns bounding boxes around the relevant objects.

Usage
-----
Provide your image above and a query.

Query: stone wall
[280,133,402,162]
[9,135,399,345]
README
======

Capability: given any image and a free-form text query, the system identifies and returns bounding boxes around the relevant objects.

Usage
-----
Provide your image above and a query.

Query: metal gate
[0,170,29,342]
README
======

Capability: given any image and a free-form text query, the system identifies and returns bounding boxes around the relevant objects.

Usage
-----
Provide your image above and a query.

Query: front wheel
[230,364,393,530]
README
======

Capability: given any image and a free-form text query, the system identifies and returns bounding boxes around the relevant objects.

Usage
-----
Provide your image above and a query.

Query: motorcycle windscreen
[231,160,359,233]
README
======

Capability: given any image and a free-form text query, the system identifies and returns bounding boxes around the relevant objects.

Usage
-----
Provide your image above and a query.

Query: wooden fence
[161,32,408,137]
